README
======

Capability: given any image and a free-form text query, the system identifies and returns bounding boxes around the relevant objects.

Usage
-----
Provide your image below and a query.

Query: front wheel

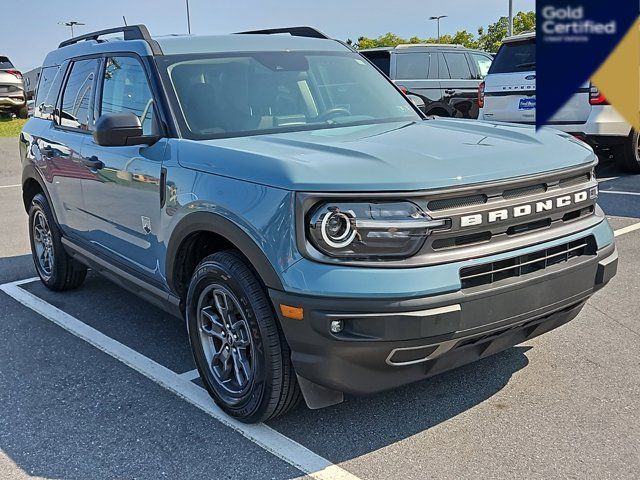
[186,251,300,423]
[613,130,640,173]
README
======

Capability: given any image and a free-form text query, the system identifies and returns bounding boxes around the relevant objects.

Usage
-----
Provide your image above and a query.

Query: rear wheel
[186,251,300,423]
[16,106,28,119]
[28,193,87,291]
[613,130,640,173]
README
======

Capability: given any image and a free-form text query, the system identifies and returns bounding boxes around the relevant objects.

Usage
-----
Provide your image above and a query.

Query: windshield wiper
[516,62,536,69]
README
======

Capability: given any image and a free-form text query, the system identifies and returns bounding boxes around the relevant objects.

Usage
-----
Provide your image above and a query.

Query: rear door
[482,38,591,124]
[440,51,481,119]
[39,58,100,236]
[392,51,442,112]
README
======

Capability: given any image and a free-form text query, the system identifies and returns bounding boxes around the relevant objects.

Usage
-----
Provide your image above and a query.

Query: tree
[477,11,536,53]
[353,11,535,53]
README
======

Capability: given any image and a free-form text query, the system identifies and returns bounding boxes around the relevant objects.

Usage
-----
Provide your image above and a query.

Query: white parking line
[0,280,360,480]
[601,190,640,197]
[614,222,640,237]
[0,184,20,189]
[178,368,200,381]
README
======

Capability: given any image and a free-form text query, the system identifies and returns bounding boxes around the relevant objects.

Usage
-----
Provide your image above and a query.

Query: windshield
[488,39,536,74]
[158,51,420,139]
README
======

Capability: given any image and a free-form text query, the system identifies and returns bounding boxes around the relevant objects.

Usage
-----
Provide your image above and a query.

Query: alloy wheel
[32,210,54,278]
[197,285,254,396]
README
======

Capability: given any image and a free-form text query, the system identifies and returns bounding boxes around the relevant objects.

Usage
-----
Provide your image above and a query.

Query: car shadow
[269,346,530,462]
[0,253,35,285]
[595,160,640,220]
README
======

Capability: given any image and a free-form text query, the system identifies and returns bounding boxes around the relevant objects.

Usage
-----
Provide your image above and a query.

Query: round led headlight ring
[320,211,357,249]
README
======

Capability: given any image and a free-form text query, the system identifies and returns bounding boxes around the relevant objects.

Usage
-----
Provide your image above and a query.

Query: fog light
[330,320,344,334]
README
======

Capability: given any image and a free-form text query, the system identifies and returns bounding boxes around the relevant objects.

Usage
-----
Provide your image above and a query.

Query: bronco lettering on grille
[460,189,593,228]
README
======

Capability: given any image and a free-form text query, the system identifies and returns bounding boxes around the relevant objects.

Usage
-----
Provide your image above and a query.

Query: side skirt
[61,237,183,319]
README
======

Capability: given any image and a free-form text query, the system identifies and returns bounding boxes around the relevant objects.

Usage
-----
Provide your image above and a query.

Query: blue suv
[20,25,618,423]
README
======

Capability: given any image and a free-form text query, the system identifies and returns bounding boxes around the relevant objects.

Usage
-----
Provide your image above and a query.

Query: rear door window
[489,40,536,74]
[100,56,155,135]
[395,53,431,80]
[443,52,473,80]
[0,56,14,69]
[60,59,99,130]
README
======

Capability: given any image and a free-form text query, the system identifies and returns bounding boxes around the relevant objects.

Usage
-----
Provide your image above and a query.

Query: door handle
[82,155,104,170]
[444,89,456,95]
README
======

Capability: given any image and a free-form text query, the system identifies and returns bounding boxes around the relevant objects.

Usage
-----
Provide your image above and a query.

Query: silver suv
[0,56,27,118]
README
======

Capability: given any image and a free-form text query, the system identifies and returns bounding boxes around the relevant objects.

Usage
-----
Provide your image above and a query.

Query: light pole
[429,15,447,42]
[508,0,514,36]
[186,0,192,34]
[59,21,85,38]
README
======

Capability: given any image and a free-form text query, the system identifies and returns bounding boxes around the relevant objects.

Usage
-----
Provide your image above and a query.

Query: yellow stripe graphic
[592,17,640,131]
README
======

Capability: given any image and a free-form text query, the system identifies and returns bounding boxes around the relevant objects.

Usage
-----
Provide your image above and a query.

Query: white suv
[479,32,639,172]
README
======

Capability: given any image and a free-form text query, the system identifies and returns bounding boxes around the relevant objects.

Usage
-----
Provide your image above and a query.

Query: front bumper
[270,242,617,400]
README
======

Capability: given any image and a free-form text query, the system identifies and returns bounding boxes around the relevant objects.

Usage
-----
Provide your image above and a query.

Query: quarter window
[470,53,493,79]
[35,65,62,120]
[100,57,155,135]
[60,59,98,130]
[443,52,473,80]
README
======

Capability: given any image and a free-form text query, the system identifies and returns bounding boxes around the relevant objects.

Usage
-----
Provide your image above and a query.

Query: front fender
[165,211,285,292]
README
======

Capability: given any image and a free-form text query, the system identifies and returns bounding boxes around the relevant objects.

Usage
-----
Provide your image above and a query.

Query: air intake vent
[559,173,591,188]
[460,236,596,289]
[428,194,487,211]
[502,183,547,199]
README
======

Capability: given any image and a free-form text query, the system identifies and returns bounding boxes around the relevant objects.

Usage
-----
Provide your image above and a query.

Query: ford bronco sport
[20,25,618,423]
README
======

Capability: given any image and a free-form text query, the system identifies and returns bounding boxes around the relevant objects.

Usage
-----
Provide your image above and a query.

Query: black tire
[16,106,28,119]
[28,193,87,291]
[614,130,640,173]
[186,251,300,423]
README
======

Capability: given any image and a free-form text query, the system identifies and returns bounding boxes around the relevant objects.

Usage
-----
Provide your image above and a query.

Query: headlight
[306,201,449,259]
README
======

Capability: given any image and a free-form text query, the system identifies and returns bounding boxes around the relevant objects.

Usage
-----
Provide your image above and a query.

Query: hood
[175,119,596,192]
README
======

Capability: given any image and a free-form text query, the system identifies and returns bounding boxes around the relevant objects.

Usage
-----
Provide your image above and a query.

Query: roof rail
[58,24,163,55]
[395,43,465,49]
[235,26,330,40]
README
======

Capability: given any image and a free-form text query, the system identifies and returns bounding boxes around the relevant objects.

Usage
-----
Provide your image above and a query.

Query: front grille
[460,236,596,289]
[502,183,547,199]
[428,194,487,211]
[559,173,591,188]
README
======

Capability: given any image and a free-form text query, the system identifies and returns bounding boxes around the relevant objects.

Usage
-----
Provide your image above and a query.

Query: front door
[80,56,167,280]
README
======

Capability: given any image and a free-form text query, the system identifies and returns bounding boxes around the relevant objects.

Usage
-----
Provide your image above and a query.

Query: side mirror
[93,112,158,147]
[406,94,426,113]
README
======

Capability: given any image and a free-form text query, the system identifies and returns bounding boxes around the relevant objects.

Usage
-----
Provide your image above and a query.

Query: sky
[3,0,535,71]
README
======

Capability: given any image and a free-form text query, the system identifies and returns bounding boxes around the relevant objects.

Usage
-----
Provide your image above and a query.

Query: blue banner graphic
[536,0,639,128]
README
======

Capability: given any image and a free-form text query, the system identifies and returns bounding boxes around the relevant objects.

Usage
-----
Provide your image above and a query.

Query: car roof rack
[235,26,330,40]
[58,24,163,55]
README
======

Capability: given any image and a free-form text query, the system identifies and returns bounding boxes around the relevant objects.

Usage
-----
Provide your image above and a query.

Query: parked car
[360,44,493,119]
[21,25,617,423]
[0,55,27,118]
[479,32,639,172]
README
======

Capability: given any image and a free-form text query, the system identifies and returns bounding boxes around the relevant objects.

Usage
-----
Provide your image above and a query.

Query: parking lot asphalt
[0,136,638,479]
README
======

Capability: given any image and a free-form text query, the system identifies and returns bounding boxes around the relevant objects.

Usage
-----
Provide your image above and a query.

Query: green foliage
[0,118,27,137]
[355,11,535,53]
